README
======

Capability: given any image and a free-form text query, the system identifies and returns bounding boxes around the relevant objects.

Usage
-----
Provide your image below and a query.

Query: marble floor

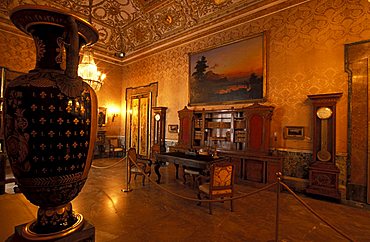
[1,158,370,242]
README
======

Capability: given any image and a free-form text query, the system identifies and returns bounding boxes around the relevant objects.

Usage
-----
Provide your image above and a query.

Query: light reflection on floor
[1,158,370,242]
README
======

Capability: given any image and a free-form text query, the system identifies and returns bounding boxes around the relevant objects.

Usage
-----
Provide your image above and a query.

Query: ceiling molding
[121,0,312,65]
[1,0,312,65]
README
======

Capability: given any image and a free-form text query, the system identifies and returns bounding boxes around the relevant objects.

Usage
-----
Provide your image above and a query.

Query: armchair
[108,138,125,157]
[197,158,235,214]
[127,148,152,186]
[183,167,202,189]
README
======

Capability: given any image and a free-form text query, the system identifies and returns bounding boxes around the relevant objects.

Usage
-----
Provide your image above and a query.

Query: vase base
[21,213,84,241]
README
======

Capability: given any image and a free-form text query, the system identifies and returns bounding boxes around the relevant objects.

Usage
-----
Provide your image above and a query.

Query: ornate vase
[4,5,98,240]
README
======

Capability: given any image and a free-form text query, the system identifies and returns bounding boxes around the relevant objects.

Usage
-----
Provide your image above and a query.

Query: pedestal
[7,221,95,242]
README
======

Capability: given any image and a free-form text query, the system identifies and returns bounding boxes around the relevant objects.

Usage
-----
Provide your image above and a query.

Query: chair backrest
[109,138,120,147]
[209,159,235,197]
[127,147,137,167]
[151,145,160,159]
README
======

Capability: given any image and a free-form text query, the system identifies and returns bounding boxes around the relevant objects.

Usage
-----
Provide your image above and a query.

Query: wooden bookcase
[175,103,282,185]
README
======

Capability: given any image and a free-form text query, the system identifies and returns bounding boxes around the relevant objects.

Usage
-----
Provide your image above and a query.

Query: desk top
[157,151,218,162]
[156,151,227,170]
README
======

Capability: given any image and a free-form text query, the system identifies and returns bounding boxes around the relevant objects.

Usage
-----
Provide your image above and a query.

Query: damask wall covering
[123,0,370,149]
[121,0,370,197]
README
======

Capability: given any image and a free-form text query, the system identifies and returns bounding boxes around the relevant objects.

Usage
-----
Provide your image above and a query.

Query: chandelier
[78,46,106,92]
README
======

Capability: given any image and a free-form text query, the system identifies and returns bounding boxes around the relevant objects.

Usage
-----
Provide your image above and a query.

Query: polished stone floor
[1,158,370,242]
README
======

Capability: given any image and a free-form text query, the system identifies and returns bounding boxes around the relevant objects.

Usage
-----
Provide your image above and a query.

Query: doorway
[345,40,370,204]
[125,83,158,158]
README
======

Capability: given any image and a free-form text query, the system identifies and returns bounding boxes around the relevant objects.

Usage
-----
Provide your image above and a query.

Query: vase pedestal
[7,221,95,242]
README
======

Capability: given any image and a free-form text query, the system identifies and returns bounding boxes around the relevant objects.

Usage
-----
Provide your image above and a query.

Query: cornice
[0,0,313,66]
[121,0,312,65]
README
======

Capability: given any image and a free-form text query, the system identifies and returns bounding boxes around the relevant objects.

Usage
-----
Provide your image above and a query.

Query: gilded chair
[108,138,125,157]
[127,148,152,186]
[197,159,235,214]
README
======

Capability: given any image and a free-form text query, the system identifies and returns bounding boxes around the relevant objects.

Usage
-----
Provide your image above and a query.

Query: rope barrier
[91,156,126,169]
[280,182,354,241]
[130,156,277,202]
[128,158,355,241]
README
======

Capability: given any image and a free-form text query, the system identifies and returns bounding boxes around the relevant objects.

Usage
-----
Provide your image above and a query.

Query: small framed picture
[98,107,107,127]
[284,126,304,140]
[168,124,179,133]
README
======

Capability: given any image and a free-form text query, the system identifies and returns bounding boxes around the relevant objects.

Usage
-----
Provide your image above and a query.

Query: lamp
[77,0,106,92]
[112,113,118,122]
[78,46,106,91]
[108,105,120,122]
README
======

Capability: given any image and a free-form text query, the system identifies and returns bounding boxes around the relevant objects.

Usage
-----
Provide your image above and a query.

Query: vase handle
[64,16,79,80]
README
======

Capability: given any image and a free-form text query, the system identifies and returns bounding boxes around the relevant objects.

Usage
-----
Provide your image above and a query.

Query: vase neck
[29,24,77,72]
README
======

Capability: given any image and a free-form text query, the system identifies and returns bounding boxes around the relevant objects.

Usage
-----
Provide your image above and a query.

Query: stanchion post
[122,156,132,192]
[275,172,282,242]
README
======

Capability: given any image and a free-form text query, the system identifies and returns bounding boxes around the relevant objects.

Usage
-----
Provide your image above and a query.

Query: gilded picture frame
[168,124,179,133]
[98,107,107,127]
[284,126,305,140]
[188,33,266,106]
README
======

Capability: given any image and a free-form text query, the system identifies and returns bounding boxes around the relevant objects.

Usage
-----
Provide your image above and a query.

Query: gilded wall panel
[348,59,368,185]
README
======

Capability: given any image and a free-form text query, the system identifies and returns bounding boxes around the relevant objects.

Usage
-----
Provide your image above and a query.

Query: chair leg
[230,198,233,212]
[197,193,202,206]
[128,171,132,185]
[142,175,145,186]
[191,175,196,189]
[208,201,212,215]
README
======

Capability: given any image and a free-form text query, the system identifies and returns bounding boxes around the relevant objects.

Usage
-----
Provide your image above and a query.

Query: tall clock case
[151,107,167,153]
[307,93,342,200]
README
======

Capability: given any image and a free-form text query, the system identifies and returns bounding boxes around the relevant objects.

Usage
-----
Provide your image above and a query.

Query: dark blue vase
[4,5,99,240]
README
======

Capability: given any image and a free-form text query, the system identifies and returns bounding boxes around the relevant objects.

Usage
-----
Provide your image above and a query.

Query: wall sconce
[112,113,118,122]
[108,105,120,123]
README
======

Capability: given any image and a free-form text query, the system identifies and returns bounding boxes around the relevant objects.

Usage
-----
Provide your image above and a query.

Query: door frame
[125,82,158,158]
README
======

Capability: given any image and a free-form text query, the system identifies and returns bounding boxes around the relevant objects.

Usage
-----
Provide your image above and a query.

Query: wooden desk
[155,152,225,184]
[218,150,282,185]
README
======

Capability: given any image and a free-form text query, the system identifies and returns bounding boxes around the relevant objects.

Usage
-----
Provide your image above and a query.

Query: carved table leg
[175,163,179,179]
[154,162,161,184]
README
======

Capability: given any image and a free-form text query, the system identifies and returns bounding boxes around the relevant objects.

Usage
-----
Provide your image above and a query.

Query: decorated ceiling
[0,0,286,62]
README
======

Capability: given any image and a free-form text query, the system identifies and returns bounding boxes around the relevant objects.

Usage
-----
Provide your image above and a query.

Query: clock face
[316,107,332,119]
[154,113,161,121]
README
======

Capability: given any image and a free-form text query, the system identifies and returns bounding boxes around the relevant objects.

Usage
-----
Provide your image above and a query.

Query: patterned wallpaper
[0,27,35,72]
[122,0,370,153]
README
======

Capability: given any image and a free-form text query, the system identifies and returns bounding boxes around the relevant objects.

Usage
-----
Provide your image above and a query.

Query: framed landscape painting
[189,33,266,106]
